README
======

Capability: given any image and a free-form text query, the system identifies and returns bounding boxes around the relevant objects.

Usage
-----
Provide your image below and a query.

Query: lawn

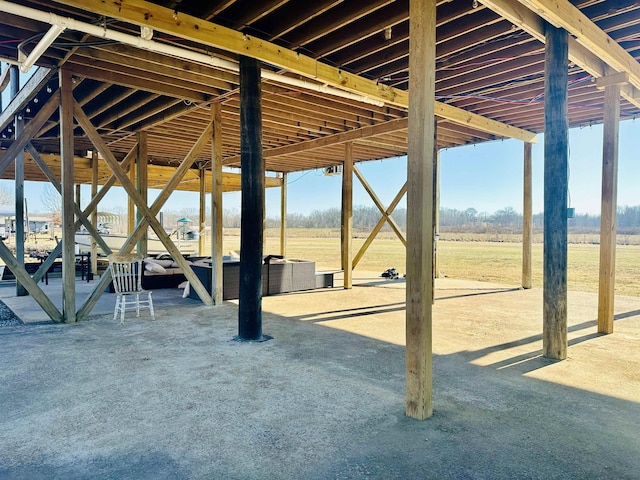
[6,227,639,297]
[223,228,640,297]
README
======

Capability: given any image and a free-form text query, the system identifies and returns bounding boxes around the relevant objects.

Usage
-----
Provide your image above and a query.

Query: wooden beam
[520,0,640,91]
[128,155,135,236]
[522,141,533,289]
[280,173,287,257]
[433,149,441,280]
[223,117,409,165]
[352,182,407,269]
[0,241,62,322]
[406,0,435,420]
[73,101,215,306]
[136,131,148,256]
[77,45,234,91]
[60,69,76,323]
[597,83,621,334]
[543,26,568,361]
[354,165,406,245]
[595,72,629,90]
[199,167,206,256]
[0,67,54,132]
[211,102,224,304]
[0,90,60,177]
[341,142,353,289]
[0,65,10,93]
[12,65,26,297]
[25,143,115,258]
[479,0,640,109]
[53,0,537,142]
[91,150,98,275]
[68,61,210,102]
[238,56,265,340]
[431,125,438,305]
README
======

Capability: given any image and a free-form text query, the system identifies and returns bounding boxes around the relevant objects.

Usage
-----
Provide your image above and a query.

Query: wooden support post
[433,149,441,280]
[128,156,135,235]
[522,142,533,289]
[60,69,76,323]
[406,0,436,420]
[211,102,223,304]
[199,167,206,256]
[341,143,353,289]
[11,65,26,297]
[597,83,621,334]
[136,131,148,256]
[75,184,81,208]
[238,56,265,339]
[91,150,98,276]
[543,26,569,360]
[280,173,287,257]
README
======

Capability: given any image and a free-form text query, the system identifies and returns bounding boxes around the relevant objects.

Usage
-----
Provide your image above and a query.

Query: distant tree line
[220,204,640,232]
[49,200,640,233]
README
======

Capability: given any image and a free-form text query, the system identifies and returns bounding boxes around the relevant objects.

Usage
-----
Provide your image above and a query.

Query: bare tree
[0,183,13,205]
[40,184,62,225]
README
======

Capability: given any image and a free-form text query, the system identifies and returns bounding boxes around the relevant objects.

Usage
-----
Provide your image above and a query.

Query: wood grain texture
[543,26,568,360]
[405,0,436,420]
[598,84,620,334]
[522,142,533,289]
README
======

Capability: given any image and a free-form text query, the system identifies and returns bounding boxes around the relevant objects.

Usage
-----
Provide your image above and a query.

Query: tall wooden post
[238,56,265,340]
[199,167,206,256]
[543,25,568,360]
[522,142,533,289]
[406,0,436,420]
[128,154,135,238]
[91,150,98,275]
[341,143,353,289]
[597,83,621,334]
[433,149,440,280]
[11,65,26,296]
[59,69,76,322]
[136,131,148,256]
[280,173,287,257]
[211,102,223,305]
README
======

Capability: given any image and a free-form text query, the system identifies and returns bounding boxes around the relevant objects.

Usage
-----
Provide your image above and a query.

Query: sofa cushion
[144,262,167,274]
[144,257,173,268]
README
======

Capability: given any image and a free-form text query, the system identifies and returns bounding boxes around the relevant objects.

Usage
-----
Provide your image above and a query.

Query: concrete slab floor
[1,274,639,479]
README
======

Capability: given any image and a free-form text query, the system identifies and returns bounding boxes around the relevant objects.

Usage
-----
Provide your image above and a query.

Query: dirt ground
[1,273,639,479]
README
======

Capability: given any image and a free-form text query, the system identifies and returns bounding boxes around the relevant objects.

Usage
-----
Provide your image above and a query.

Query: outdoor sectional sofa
[141,254,331,300]
[140,255,205,290]
[188,257,318,301]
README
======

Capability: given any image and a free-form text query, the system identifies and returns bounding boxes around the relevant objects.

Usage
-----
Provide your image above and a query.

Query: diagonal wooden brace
[0,241,63,322]
[74,100,214,305]
[0,90,60,177]
[352,179,407,269]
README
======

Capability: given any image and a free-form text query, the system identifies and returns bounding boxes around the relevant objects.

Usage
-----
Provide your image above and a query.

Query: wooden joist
[1,152,281,192]
[52,0,537,143]
[480,0,640,109]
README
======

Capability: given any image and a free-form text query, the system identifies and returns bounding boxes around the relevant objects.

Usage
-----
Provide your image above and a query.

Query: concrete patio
[1,273,639,479]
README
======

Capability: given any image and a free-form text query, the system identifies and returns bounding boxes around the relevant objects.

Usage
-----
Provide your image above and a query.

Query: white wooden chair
[109,253,155,323]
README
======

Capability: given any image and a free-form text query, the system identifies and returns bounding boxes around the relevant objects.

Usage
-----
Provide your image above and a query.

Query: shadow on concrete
[1,283,640,478]
[290,301,406,323]
[436,287,522,301]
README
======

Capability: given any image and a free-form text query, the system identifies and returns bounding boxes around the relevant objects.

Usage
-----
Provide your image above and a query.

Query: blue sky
[256,118,640,217]
[3,117,640,217]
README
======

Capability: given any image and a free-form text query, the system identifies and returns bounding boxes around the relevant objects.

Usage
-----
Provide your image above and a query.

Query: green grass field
[7,227,638,297]
[223,228,640,297]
